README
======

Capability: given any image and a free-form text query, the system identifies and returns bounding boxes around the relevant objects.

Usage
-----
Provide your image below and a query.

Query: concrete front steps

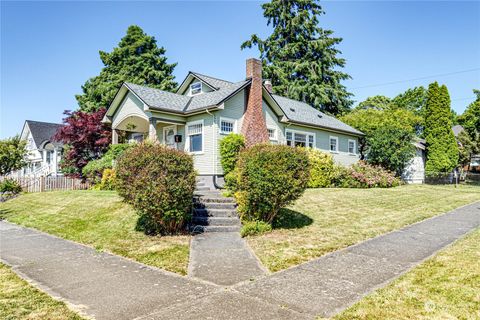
[191,182,241,233]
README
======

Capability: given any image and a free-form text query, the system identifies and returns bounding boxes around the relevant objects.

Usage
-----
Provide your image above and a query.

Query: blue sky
[1,1,479,138]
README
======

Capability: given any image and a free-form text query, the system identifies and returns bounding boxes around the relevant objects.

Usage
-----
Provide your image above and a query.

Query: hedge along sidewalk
[236,201,480,318]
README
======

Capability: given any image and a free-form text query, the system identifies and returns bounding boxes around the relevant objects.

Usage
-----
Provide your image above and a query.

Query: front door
[163,126,177,149]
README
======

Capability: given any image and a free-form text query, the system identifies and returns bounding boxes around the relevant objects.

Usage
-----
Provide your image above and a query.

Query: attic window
[190,82,202,95]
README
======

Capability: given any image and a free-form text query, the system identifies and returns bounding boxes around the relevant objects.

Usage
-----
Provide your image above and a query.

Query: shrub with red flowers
[333,161,401,188]
[54,108,111,177]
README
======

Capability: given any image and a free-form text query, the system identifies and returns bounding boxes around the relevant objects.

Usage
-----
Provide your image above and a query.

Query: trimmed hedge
[115,143,196,235]
[235,144,309,223]
[305,148,335,188]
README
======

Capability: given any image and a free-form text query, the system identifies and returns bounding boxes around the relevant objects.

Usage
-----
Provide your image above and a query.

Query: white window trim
[186,119,204,154]
[348,139,357,155]
[190,82,202,96]
[329,136,339,153]
[285,128,316,148]
[219,117,237,135]
[267,127,278,141]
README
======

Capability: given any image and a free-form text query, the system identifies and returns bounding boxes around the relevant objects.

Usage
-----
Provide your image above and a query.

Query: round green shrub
[305,148,335,188]
[219,133,245,176]
[115,143,196,235]
[235,144,309,223]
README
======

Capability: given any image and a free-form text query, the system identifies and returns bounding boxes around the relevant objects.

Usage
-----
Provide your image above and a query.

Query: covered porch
[111,114,186,151]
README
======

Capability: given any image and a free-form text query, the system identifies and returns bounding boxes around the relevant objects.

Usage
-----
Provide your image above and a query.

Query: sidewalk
[1,201,478,319]
[188,232,266,285]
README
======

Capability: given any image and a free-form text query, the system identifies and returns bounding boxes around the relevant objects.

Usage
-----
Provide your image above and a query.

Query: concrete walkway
[236,201,480,318]
[188,232,266,285]
[1,201,479,319]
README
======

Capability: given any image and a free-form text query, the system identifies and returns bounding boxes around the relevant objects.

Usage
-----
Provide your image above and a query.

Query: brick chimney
[241,58,269,147]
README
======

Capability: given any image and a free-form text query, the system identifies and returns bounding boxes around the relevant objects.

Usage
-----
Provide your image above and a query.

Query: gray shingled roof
[272,95,364,136]
[125,80,250,113]
[26,120,64,148]
[185,80,250,112]
[125,83,188,112]
[190,72,233,90]
[123,75,363,136]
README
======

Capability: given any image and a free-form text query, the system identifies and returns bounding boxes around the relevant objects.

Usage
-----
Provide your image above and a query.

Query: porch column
[112,129,119,145]
[149,118,158,142]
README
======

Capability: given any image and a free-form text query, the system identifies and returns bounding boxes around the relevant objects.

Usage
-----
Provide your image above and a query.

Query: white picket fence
[1,176,91,193]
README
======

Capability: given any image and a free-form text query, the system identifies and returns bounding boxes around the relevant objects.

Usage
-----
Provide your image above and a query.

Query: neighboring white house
[104,58,364,188]
[14,120,64,177]
[402,139,426,184]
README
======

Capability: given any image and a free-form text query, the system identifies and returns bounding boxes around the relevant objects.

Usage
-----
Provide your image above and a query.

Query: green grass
[0,191,190,275]
[247,184,480,272]
[0,263,84,320]
[333,228,480,320]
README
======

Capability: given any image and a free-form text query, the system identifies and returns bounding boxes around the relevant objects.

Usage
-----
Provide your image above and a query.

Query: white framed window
[286,129,315,148]
[187,120,203,153]
[190,82,202,95]
[220,117,236,135]
[267,127,277,141]
[329,136,339,153]
[348,139,357,154]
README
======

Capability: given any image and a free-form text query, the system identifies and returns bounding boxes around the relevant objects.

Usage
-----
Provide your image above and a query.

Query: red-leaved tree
[54,108,111,177]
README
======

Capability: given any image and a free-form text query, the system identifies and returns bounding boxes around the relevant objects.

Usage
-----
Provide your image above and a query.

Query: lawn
[0,191,190,275]
[247,184,480,272]
[333,228,480,319]
[0,263,84,320]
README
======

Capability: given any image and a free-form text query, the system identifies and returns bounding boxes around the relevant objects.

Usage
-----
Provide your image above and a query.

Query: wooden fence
[1,176,91,193]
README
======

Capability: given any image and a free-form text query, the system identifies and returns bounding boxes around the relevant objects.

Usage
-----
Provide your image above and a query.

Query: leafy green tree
[390,86,427,115]
[341,108,421,159]
[0,135,27,175]
[458,89,480,138]
[457,130,480,169]
[366,127,416,176]
[77,25,177,112]
[356,96,391,110]
[241,0,352,115]
[424,82,459,173]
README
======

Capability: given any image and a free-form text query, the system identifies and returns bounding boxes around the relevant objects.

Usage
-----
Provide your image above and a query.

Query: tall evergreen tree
[241,0,352,115]
[77,25,177,112]
[424,82,459,173]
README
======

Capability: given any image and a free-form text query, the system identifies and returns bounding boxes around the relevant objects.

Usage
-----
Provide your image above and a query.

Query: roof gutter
[281,119,365,137]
